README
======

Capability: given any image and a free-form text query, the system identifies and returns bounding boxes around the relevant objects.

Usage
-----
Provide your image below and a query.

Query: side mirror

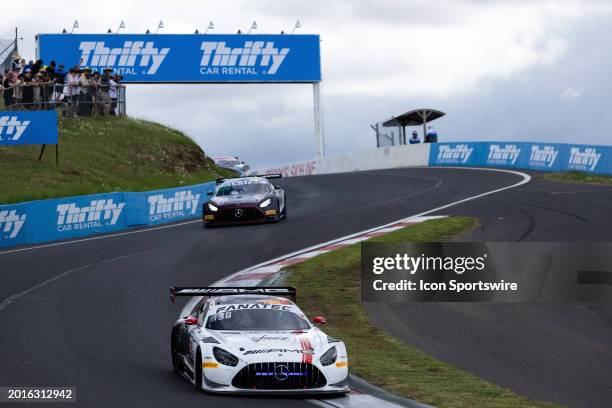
[313,316,326,325]
[184,316,198,325]
[207,191,214,196]
[273,185,282,190]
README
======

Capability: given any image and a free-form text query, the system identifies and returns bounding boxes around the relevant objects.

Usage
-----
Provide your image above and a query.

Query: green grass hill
[0,116,234,205]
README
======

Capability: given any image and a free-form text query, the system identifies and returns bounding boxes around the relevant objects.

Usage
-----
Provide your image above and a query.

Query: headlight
[259,198,272,208]
[213,347,238,366]
[320,346,337,366]
[207,202,218,212]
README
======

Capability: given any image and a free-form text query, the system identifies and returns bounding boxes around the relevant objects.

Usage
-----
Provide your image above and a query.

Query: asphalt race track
[1,167,611,408]
[365,171,612,408]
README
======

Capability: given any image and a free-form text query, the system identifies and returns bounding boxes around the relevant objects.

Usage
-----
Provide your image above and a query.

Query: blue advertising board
[429,141,611,175]
[0,110,58,145]
[36,34,321,83]
[0,181,216,248]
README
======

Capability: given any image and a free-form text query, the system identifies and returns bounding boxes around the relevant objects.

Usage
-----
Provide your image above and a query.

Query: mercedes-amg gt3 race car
[170,287,350,394]
[203,175,286,227]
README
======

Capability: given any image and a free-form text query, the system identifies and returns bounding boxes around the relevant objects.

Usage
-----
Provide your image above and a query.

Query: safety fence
[1,81,126,116]
[0,181,215,248]
[2,140,610,249]
[429,141,611,175]
[261,141,612,177]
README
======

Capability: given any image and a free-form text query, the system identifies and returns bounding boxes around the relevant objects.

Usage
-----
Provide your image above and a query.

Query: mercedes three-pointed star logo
[274,364,289,381]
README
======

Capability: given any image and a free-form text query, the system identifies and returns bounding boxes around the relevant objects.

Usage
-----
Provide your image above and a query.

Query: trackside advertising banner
[0,110,58,145]
[0,182,215,248]
[429,142,611,175]
[36,34,321,83]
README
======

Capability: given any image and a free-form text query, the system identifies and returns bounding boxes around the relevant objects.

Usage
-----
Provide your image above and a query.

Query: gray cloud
[2,0,611,169]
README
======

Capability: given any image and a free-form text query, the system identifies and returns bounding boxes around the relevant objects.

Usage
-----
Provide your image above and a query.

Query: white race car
[170,287,350,394]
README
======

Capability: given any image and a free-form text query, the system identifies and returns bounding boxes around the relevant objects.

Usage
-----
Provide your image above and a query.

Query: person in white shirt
[65,67,80,117]
[109,75,121,115]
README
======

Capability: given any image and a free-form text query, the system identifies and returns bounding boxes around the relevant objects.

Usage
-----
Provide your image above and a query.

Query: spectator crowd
[1,51,123,117]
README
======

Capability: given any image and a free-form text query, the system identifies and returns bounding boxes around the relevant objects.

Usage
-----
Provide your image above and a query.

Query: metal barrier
[1,80,126,116]
[429,142,612,175]
[0,181,216,248]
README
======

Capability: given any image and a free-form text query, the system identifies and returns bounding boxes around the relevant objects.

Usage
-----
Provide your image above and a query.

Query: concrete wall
[262,144,431,177]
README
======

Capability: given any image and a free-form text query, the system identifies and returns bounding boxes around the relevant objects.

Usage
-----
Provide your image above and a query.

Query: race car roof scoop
[170,286,297,303]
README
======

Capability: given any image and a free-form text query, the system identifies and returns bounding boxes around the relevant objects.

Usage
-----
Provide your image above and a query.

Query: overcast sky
[4,0,612,168]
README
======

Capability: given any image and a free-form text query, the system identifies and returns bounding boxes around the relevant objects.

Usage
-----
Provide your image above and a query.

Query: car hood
[214,330,326,363]
[212,194,267,205]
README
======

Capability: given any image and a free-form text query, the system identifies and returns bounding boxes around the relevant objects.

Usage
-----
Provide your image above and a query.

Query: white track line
[0,167,529,256]
[0,167,530,312]
[218,167,531,283]
[0,219,201,255]
[0,167,531,408]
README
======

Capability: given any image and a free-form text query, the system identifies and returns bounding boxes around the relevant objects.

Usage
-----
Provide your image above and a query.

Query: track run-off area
[1,167,611,408]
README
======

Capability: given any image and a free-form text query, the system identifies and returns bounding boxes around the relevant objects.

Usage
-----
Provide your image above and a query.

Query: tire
[194,351,203,391]
[282,194,287,219]
[170,328,181,375]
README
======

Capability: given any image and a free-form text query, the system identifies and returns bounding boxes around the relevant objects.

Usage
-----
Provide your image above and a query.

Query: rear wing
[259,174,282,179]
[216,174,282,184]
[170,286,296,303]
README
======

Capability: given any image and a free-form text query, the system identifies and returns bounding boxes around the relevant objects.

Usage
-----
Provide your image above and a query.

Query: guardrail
[0,182,215,248]
[2,140,609,249]
[261,141,611,177]
[429,142,611,174]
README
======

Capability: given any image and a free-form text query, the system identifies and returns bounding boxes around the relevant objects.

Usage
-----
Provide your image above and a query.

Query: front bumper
[202,378,350,395]
[200,360,349,395]
[203,205,280,226]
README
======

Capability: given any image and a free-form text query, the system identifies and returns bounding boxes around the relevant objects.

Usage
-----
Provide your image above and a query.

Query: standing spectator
[78,67,92,116]
[91,71,102,115]
[20,70,34,109]
[109,74,121,115]
[409,130,420,144]
[98,67,112,115]
[31,59,44,76]
[22,60,33,74]
[12,68,22,104]
[33,72,44,109]
[2,71,15,109]
[54,64,66,103]
[65,67,80,117]
[425,126,438,143]
[10,52,22,71]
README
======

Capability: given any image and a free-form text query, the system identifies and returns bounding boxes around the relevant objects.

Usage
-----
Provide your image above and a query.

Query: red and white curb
[216,216,446,287]
[212,215,444,408]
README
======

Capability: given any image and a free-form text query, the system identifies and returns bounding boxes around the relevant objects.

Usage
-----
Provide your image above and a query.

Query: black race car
[203,175,286,227]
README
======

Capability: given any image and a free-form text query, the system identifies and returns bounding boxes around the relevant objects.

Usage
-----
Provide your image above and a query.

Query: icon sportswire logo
[79,41,169,74]
[567,147,601,172]
[0,210,26,239]
[148,190,200,221]
[436,144,473,164]
[529,145,558,168]
[56,199,125,232]
[487,144,521,166]
[200,41,289,75]
[0,116,30,141]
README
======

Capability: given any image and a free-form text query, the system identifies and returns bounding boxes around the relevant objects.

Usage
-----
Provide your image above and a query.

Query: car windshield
[217,160,240,167]
[216,183,269,196]
[206,309,310,331]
